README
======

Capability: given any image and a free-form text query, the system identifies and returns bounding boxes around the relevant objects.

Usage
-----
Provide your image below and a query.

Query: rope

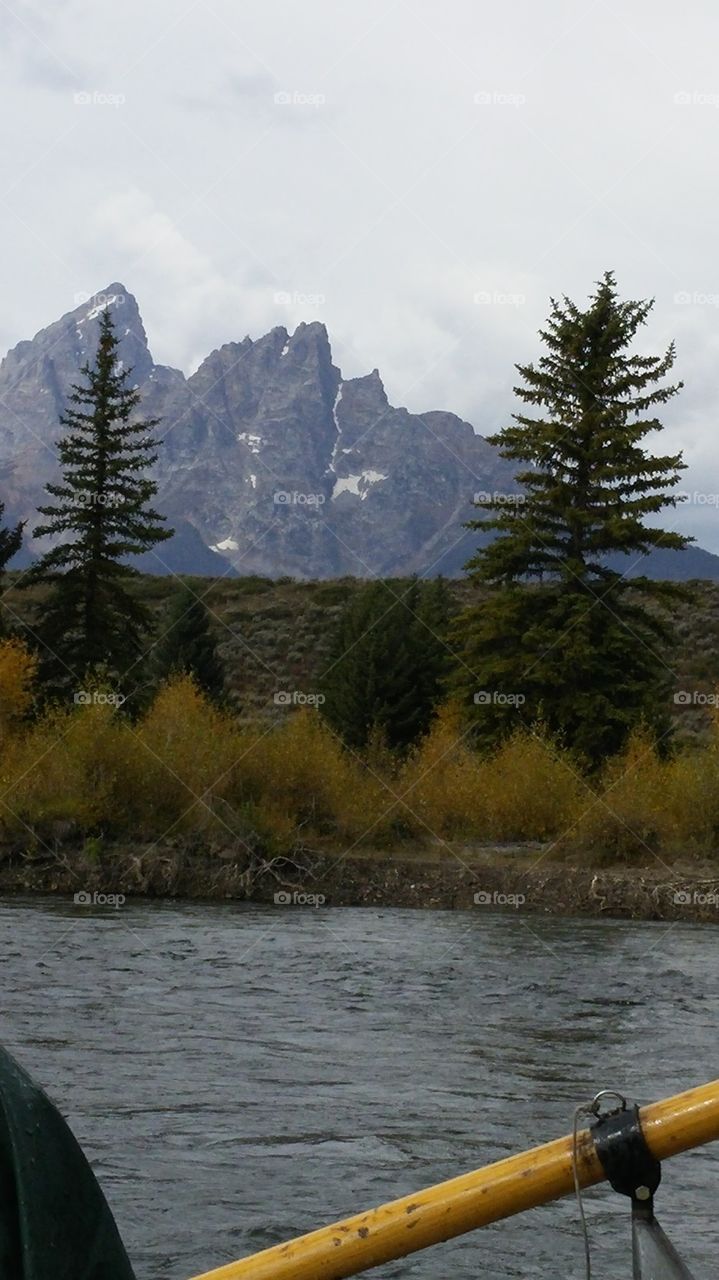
[572,1090,626,1280]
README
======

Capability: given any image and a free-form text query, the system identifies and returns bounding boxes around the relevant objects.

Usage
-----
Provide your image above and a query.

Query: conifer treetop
[466,270,689,589]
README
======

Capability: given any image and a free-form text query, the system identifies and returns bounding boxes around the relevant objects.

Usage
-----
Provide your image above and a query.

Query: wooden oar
[190,1078,719,1280]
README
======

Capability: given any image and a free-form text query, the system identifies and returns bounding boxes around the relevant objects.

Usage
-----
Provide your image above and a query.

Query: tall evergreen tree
[0,501,23,635]
[321,578,452,751]
[455,272,689,766]
[25,309,172,692]
[414,575,453,717]
[152,585,225,702]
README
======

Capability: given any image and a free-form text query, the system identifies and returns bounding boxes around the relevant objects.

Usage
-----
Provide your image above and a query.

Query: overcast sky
[2,0,719,548]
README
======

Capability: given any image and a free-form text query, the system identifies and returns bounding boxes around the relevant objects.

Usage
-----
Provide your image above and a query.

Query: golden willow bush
[229,708,392,844]
[0,652,717,863]
[0,639,38,735]
[398,704,585,842]
[136,677,240,831]
[566,727,719,860]
[0,699,140,832]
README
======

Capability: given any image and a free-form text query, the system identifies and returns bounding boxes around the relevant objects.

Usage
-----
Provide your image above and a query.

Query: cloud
[176,70,277,115]
[84,187,278,370]
[0,0,81,89]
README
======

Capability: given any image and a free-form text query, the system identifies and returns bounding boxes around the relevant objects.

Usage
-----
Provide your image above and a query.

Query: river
[0,898,717,1278]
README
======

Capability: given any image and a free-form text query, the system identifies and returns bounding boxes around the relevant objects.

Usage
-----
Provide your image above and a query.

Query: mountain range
[0,284,717,582]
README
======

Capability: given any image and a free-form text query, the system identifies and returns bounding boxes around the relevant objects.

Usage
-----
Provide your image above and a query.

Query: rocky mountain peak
[77,285,153,382]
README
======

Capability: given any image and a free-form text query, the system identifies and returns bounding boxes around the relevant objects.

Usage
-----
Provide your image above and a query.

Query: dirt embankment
[1,841,718,923]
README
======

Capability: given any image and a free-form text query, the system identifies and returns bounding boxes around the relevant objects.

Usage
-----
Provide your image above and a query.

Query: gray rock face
[1,285,717,580]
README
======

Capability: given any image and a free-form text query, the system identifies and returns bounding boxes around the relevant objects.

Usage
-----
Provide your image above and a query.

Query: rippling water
[0,898,717,1279]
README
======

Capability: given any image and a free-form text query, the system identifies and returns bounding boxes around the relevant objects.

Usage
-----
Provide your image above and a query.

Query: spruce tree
[0,501,23,635]
[321,578,451,751]
[414,575,453,716]
[25,309,172,693]
[152,585,225,701]
[455,272,689,766]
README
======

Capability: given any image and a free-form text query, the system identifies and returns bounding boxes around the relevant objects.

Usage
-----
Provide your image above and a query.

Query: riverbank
[1,841,718,922]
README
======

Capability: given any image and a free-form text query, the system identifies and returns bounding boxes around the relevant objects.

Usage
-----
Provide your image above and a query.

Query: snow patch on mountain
[332,469,388,501]
[79,294,120,324]
[238,432,263,453]
[211,537,239,552]
[327,381,344,475]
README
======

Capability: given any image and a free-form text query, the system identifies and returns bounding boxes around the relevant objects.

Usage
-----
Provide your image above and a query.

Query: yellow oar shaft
[191,1079,719,1280]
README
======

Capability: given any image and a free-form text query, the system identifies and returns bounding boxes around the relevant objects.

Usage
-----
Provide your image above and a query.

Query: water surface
[0,898,717,1278]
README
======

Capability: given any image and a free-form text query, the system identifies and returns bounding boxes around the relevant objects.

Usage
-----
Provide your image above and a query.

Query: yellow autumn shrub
[568,728,667,860]
[1,658,718,865]
[478,728,586,843]
[0,639,39,737]
[0,700,138,833]
[231,708,389,843]
[657,746,719,853]
[398,703,489,838]
[136,675,240,831]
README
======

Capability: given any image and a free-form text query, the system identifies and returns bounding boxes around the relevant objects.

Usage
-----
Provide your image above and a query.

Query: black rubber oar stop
[591,1102,662,1205]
